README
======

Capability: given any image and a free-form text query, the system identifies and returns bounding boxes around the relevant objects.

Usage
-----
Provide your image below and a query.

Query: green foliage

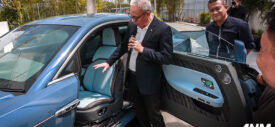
[0,0,87,29]
[251,28,264,37]
[153,11,162,21]
[0,0,23,29]
[257,29,264,37]
[163,0,183,21]
[242,0,274,21]
[0,7,19,28]
[0,0,129,29]
[199,11,210,26]
[96,0,104,12]
[150,0,165,16]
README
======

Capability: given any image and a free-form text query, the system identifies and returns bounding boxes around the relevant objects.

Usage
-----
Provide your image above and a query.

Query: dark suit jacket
[106,16,173,95]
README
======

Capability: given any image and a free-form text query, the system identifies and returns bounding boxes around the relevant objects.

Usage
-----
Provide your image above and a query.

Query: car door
[161,29,259,127]
[0,73,79,127]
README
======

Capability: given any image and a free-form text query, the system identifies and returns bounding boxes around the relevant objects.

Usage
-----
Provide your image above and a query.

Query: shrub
[199,11,211,26]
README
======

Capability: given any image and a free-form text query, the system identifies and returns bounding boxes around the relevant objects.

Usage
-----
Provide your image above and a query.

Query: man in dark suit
[93,0,173,126]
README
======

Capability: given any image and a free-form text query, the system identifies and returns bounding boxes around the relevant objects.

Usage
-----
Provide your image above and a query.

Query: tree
[242,0,274,21]
[96,0,104,12]
[163,0,183,21]
[0,6,18,28]
[0,0,87,29]
[0,0,24,28]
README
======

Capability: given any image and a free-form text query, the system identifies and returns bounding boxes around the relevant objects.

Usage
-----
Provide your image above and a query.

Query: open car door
[161,29,260,127]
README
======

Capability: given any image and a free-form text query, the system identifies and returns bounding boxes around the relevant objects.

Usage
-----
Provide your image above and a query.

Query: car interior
[64,23,130,125]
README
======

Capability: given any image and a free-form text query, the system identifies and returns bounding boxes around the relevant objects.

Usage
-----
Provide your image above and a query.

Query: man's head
[256,7,275,88]
[208,0,228,26]
[130,0,152,28]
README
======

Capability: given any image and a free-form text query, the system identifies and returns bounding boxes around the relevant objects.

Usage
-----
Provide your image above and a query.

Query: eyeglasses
[130,12,145,21]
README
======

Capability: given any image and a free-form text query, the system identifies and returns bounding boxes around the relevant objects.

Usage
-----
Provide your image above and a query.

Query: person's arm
[93,23,132,72]
[239,22,255,55]
[106,23,132,66]
[141,26,173,64]
[106,33,129,66]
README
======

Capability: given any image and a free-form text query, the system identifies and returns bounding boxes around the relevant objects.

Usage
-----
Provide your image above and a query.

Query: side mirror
[233,40,246,64]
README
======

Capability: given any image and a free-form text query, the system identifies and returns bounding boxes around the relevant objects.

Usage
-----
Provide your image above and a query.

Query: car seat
[76,28,124,124]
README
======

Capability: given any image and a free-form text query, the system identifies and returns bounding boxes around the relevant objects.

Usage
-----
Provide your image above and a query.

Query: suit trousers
[126,71,165,127]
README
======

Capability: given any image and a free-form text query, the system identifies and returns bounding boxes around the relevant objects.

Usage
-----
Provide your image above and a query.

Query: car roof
[27,13,130,27]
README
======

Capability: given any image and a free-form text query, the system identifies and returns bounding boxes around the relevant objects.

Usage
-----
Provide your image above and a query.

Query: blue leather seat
[76,28,124,124]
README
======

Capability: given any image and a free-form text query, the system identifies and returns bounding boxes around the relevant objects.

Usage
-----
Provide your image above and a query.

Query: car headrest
[92,46,116,61]
[102,28,116,46]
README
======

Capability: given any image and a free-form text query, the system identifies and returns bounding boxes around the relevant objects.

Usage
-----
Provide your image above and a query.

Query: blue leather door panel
[163,64,224,107]
[162,52,250,127]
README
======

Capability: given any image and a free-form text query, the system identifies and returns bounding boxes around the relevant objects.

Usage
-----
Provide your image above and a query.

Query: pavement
[162,111,193,127]
[166,22,205,31]
[161,22,260,127]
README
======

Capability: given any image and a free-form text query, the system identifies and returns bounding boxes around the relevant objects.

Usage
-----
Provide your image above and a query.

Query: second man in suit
[93,0,173,126]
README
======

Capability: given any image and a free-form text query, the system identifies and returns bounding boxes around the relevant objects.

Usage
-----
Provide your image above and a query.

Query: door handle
[55,99,80,117]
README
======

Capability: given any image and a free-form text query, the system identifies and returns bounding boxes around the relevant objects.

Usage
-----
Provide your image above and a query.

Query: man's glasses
[130,12,145,21]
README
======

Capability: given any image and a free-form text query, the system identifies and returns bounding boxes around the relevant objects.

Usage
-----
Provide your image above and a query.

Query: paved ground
[162,111,193,127]
[162,22,260,127]
[247,50,260,72]
[166,22,205,31]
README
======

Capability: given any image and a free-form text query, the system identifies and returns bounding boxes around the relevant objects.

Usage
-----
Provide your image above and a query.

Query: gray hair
[130,0,152,12]
[208,0,226,5]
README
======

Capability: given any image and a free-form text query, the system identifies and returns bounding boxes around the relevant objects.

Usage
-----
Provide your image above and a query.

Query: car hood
[0,91,14,102]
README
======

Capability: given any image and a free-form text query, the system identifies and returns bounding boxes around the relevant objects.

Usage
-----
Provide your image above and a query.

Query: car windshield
[171,25,235,61]
[0,24,79,92]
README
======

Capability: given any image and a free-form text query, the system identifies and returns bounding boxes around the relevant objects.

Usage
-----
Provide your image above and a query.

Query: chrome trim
[33,99,80,127]
[55,99,80,117]
[48,73,75,86]
[33,115,55,127]
[53,20,129,80]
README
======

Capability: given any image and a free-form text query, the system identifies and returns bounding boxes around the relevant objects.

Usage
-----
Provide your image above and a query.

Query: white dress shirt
[128,20,152,72]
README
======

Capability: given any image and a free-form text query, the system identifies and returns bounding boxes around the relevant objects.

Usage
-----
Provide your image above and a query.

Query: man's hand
[92,62,110,73]
[128,37,144,53]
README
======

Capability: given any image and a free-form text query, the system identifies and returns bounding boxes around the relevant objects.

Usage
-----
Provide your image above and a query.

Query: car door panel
[0,74,79,127]
[161,52,248,127]
[163,64,224,108]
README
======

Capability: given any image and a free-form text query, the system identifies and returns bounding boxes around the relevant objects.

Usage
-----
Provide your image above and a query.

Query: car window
[59,55,78,78]
[0,24,79,92]
[118,26,128,37]
[171,26,235,61]
[80,34,101,66]
[117,26,128,45]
